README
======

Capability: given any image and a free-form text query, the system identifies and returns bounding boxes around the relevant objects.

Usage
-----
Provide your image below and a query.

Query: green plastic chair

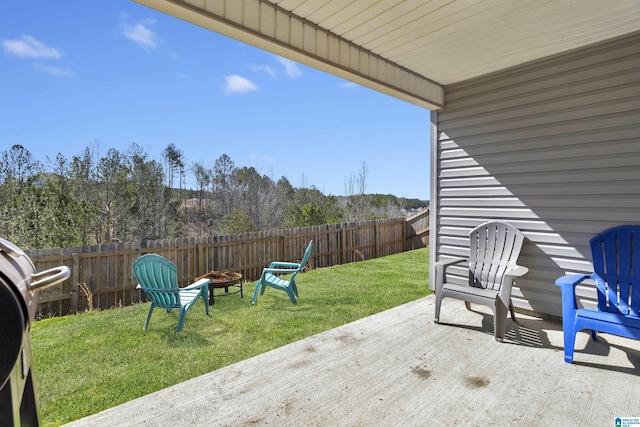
[251,240,313,305]
[132,254,210,332]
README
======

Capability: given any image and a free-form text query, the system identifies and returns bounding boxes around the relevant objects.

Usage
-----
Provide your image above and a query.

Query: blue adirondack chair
[132,254,210,332]
[251,240,313,305]
[556,225,640,363]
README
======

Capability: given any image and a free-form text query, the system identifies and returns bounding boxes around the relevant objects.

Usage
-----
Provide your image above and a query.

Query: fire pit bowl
[196,271,243,305]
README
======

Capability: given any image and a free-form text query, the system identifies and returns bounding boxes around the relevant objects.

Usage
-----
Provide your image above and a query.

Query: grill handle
[0,238,26,258]
[30,266,71,293]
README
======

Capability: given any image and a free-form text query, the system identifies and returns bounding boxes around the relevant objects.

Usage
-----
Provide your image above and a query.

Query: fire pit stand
[196,271,243,305]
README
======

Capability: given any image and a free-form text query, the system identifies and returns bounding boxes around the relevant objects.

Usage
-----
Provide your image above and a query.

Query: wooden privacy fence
[29,211,428,317]
[405,209,430,250]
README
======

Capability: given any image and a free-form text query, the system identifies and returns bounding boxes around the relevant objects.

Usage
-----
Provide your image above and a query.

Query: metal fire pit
[196,271,243,305]
[0,238,70,426]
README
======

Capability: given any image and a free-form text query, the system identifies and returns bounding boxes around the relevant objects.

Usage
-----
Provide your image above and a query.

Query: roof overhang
[133,0,640,111]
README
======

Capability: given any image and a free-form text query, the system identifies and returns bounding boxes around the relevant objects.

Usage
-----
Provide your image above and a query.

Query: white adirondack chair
[434,221,528,342]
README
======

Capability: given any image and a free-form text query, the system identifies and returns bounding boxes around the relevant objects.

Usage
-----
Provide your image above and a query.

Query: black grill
[0,238,69,426]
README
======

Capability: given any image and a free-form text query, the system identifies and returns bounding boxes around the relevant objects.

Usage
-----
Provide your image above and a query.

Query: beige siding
[432,32,640,316]
[133,0,444,109]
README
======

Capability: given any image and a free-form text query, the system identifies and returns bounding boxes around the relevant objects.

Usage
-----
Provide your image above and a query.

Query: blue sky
[1,0,430,200]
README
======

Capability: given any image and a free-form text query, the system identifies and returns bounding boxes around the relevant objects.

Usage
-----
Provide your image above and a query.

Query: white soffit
[134,0,640,110]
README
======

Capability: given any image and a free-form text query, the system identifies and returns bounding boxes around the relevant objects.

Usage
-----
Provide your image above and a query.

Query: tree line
[0,144,427,250]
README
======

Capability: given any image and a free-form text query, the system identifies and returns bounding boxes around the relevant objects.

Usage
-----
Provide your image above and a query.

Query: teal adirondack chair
[556,225,640,363]
[251,240,313,305]
[132,254,210,332]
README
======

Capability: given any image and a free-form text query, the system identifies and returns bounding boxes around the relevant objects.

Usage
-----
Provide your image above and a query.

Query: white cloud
[2,35,61,59]
[121,17,159,49]
[3,36,72,77]
[224,75,258,95]
[341,81,359,89]
[251,64,277,77]
[37,64,73,77]
[276,56,302,78]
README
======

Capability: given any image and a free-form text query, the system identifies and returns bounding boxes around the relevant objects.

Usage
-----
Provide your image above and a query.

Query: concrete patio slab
[65,295,640,426]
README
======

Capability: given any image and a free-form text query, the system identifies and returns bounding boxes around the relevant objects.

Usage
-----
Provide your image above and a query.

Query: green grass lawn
[31,248,429,426]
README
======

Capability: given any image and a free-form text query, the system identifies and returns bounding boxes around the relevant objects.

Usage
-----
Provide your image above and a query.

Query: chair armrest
[499,265,529,300]
[183,278,210,290]
[506,265,528,278]
[434,257,466,269]
[555,273,596,312]
[555,274,591,289]
[433,257,466,293]
[263,268,298,275]
[269,261,301,269]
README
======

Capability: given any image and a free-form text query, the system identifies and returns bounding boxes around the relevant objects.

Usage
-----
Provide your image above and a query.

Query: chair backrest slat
[618,231,632,315]
[590,225,640,317]
[488,225,507,286]
[481,223,497,286]
[604,231,621,314]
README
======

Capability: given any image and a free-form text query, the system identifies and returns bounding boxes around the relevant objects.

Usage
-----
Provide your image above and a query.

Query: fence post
[373,221,378,259]
[71,253,80,314]
[341,225,346,264]
[280,235,286,262]
[403,216,408,251]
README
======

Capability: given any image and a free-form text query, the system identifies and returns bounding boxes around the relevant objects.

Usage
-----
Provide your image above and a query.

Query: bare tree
[191,161,212,213]
[355,161,371,220]
[343,171,356,222]
[213,154,237,217]
[343,161,371,221]
[163,143,178,189]
[163,143,185,202]
[237,166,283,230]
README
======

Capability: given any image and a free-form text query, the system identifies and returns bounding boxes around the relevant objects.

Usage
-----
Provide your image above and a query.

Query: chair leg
[562,319,577,364]
[251,280,262,305]
[434,291,443,323]
[590,329,598,341]
[464,301,472,311]
[509,301,517,323]
[284,286,297,305]
[201,287,210,315]
[143,304,155,330]
[176,308,187,332]
[494,300,508,343]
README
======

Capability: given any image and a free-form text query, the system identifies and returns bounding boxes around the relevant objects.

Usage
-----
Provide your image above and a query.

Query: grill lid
[0,238,70,387]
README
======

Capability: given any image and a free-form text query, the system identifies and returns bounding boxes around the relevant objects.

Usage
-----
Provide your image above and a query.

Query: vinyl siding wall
[431,32,640,317]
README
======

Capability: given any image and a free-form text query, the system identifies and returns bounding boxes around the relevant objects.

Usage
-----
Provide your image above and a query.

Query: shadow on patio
[65,295,640,426]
